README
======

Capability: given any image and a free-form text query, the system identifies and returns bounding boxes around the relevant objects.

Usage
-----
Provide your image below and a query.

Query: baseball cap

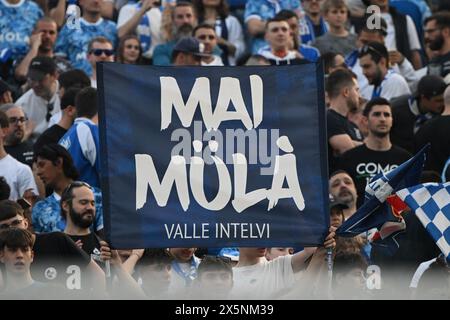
[417,75,448,98]
[27,56,57,81]
[173,37,210,57]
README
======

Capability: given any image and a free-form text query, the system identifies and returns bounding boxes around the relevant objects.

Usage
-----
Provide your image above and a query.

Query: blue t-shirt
[55,17,117,76]
[0,0,43,61]
[32,188,104,233]
[59,118,101,188]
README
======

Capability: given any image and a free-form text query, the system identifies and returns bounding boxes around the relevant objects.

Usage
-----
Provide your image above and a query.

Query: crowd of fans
[0,0,449,299]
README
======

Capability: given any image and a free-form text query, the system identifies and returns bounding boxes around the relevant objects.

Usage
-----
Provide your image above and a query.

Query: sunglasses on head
[90,49,114,56]
[62,181,92,198]
[358,45,384,59]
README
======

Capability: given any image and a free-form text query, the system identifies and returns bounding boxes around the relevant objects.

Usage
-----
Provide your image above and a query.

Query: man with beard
[329,170,358,219]
[14,17,71,82]
[0,104,34,167]
[153,2,198,66]
[60,181,103,260]
[32,144,103,234]
[390,75,447,153]
[326,69,364,173]
[358,41,411,101]
[15,56,61,136]
[193,24,224,66]
[337,97,411,207]
[424,12,450,81]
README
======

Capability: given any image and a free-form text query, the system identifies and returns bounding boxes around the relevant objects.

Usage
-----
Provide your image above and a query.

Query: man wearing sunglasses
[87,37,115,89]
[0,104,34,167]
[15,56,61,136]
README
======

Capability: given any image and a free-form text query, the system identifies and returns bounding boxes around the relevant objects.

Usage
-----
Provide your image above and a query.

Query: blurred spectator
[14,17,71,83]
[171,37,207,66]
[332,252,370,299]
[194,255,233,299]
[87,37,115,88]
[322,52,346,75]
[32,144,103,234]
[424,12,450,81]
[257,17,305,65]
[0,0,43,79]
[337,97,411,207]
[358,41,411,100]
[362,0,423,69]
[244,0,302,53]
[192,0,245,65]
[244,54,271,65]
[0,79,13,105]
[168,247,201,294]
[329,196,347,227]
[0,176,11,200]
[390,74,447,153]
[312,0,357,56]
[326,69,363,172]
[59,87,101,188]
[299,0,327,45]
[117,0,162,62]
[15,57,61,136]
[0,104,34,167]
[116,35,143,64]
[329,170,358,219]
[0,110,38,202]
[153,2,198,66]
[193,24,224,66]
[266,247,293,261]
[414,85,450,175]
[273,10,321,62]
[55,0,118,77]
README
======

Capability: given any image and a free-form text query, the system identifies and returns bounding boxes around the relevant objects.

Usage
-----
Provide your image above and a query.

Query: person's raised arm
[118,0,157,39]
[329,134,362,156]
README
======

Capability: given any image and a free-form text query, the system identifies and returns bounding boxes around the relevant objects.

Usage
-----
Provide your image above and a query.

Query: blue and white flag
[397,183,450,264]
[337,144,429,237]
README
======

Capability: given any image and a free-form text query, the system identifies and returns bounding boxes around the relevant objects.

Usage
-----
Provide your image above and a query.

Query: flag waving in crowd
[397,183,450,264]
[337,144,430,237]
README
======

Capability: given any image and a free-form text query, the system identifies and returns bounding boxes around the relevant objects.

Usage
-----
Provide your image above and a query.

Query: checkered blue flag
[397,183,450,264]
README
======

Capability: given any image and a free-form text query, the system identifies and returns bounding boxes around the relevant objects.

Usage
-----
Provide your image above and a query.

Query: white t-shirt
[201,55,224,66]
[361,70,411,100]
[15,81,61,135]
[381,13,421,51]
[168,256,201,296]
[0,154,38,201]
[117,5,162,59]
[230,255,295,299]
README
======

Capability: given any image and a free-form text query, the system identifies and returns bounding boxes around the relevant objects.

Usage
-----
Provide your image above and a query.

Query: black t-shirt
[327,108,363,174]
[337,144,411,207]
[68,233,101,257]
[428,51,450,79]
[33,124,67,154]
[31,232,91,285]
[414,115,450,175]
[5,141,34,167]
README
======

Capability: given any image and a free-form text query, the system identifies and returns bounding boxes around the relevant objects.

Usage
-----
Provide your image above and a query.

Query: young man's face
[359,54,383,86]
[366,104,392,138]
[0,215,28,231]
[66,186,96,229]
[265,21,290,51]
[140,263,172,291]
[0,245,34,276]
[194,28,217,54]
[324,6,348,29]
[88,41,114,68]
[35,156,62,188]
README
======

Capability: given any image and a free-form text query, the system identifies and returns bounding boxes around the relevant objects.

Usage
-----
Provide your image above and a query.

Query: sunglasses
[90,49,114,56]
[0,218,24,230]
[125,44,140,50]
[197,35,215,41]
[8,116,28,125]
[46,102,54,122]
[359,45,385,59]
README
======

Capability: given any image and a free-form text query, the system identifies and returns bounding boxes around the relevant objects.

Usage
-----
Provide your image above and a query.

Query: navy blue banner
[98,63,329,248]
